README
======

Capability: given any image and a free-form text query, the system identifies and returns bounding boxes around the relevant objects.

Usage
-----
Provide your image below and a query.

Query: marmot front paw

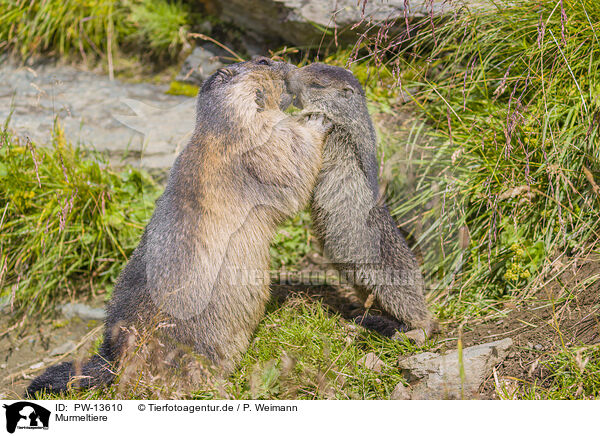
[302,112,333,136]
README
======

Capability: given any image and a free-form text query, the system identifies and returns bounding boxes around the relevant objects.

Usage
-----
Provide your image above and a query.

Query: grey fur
[287,63,437,334]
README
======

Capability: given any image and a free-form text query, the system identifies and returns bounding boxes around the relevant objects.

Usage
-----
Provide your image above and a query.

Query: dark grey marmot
[288,63,437,339]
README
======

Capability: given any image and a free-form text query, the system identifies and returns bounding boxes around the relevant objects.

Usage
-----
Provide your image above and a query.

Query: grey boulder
[204,0,491,46]
[60,303,106,321]
[0,62,195,169]
[394,338,513,400]
[175,45,226,86]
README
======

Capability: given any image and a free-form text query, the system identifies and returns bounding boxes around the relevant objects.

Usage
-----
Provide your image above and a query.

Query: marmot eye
[256,58,271,66]
[342,86,355,97]
[310,82,327,89]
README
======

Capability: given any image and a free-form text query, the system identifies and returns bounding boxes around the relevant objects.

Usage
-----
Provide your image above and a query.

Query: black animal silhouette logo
[3,402,50,433]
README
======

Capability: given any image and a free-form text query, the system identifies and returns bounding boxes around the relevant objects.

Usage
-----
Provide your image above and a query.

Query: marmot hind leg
[312,199,438,342]
[368,205,438,338]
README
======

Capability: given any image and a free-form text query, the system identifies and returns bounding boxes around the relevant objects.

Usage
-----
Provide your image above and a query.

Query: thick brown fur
[27,57,330,396]
[287,63,437,337]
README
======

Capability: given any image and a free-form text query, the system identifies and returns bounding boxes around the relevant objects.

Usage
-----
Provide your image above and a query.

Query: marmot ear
[216,68,236,81]
[201,68,237,92]
[343,86,355,98]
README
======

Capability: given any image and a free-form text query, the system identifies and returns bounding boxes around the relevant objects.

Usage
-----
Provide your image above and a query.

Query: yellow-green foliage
[166,81,199,97]
[127,0,190,55]
[372,0,600,305]
[270,210,313,269]
[0,126,319,316]
[0,0,191,59]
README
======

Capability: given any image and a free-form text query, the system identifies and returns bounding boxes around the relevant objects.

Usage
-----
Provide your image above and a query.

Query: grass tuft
[0,0,191,61]
[349,0,600,315]
[0,125,161,317]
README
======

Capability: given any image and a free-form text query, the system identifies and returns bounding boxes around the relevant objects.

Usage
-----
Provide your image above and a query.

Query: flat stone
[390,382,412,400]
[398,338,513,399]
[0,61,195,169]
[49,340,77,356]
[393,328,427,345]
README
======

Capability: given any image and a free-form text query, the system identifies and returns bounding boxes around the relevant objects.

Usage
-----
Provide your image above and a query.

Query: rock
[50,340,77,356]
[390,382,412,400]
[175,45,226,86]
[60,303,105,321]
[204,0,493,46]
[398,338,513,399]
[0,61,195,169]
[357,352,386,373]
[402,328,427,345]
[392,326,435,345]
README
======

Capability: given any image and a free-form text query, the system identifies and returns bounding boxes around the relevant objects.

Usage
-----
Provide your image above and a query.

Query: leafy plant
[126,0,190,56]
[0,0,133,57]
[270,210,313,269]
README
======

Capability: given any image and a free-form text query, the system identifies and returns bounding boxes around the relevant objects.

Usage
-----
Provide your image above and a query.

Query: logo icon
[2,402,50,434]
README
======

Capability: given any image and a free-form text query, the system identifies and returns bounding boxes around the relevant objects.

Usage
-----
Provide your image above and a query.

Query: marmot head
[197,56,295,120]
[287,63,368,125]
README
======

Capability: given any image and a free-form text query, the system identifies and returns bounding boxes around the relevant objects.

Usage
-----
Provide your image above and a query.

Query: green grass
[4,0,600,400]
[219,300,412,400]
[126,0,190,57]
[337,0,600,399]
[166,81,199,97]
[0,0,191,61]
[33,297,432,400]
[540,346,600,399]
[0,124,322,318]
[1,124,428,401]
[0,124,161,317]
[497,345,600,399]
[269,211,314,270]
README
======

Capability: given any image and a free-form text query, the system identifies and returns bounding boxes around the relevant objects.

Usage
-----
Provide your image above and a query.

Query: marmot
[287,63,437,337]
[27,57,330,396]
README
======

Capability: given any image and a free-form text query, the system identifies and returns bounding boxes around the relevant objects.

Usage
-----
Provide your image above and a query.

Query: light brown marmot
[27,57,331,396]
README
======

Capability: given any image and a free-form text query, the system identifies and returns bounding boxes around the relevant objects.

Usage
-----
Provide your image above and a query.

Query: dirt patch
[446,260,600,398]
[0,296,105,399]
